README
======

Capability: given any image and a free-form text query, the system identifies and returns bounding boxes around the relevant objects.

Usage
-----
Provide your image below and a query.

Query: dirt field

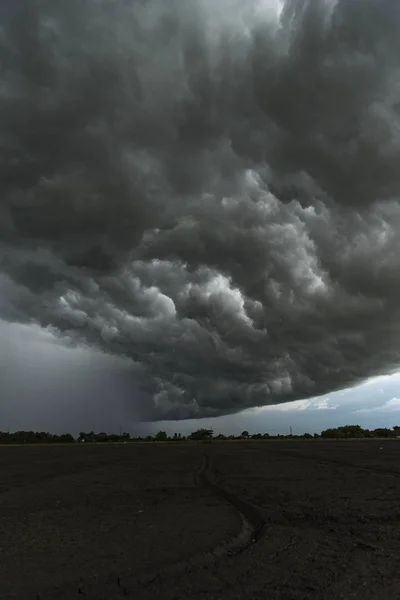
[1,440,400,600]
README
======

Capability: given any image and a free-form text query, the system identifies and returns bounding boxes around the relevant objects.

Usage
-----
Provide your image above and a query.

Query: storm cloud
[1,0,400,420]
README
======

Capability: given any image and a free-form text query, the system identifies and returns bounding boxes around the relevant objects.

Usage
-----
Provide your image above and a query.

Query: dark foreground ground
[1,440,400,600]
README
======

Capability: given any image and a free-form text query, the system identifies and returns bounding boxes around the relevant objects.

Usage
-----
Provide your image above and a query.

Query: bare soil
[0,443,238,599]
[1,440,400,600]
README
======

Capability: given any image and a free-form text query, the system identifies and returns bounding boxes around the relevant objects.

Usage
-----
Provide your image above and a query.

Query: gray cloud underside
[1,0,400,419]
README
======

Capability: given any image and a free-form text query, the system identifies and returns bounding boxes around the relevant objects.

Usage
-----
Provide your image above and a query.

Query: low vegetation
[1,425,400,445]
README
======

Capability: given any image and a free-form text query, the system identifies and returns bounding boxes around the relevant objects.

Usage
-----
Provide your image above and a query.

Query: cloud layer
[2,0,400,419]
[356,397,400,413]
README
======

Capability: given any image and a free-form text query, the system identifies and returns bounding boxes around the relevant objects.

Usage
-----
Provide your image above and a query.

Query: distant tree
[0,431,77,444]
[241,430,250,439]
[321,425,367,439]
[321,428,342,439]
[57,434,75,443]
[155,430,168,442]
[78,431,96,442]
[303,433,313,439]
[342,425,365,438]
[189,428,213,441]
[372,428,394,438]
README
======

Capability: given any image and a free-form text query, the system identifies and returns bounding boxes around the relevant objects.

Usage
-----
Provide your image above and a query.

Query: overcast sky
[2,0,400,432]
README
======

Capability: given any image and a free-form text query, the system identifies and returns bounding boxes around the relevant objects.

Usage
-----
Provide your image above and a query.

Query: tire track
[37,453,267,600]
[195,453,267,545]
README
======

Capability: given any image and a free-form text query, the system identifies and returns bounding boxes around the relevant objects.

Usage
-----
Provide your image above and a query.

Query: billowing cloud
[1,0,400,420]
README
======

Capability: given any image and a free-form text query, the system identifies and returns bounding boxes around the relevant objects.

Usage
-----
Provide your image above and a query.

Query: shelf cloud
[1,0,400,420]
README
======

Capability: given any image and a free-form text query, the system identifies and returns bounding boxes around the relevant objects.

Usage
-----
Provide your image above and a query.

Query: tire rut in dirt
[196,453,267,544]
[36,453,267,600]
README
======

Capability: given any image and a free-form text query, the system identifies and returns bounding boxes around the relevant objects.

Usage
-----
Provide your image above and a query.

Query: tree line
[1,425,400,445]
[320,425,400,439]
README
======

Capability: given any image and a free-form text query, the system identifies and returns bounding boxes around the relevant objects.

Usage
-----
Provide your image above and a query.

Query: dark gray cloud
[1,0,400,420]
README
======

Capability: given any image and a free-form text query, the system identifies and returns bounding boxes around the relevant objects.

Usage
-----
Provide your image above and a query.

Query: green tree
[155,430,168,442]
[57,434,75,443]
[372,428,394,438]
[321,425,366,439]
[189,428,213,441]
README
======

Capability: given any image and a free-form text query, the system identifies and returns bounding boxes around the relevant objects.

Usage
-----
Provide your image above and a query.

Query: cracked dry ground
[2,441,400,600]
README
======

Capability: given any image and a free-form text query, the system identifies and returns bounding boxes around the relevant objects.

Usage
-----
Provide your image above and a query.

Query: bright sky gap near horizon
[2,0,400,434]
